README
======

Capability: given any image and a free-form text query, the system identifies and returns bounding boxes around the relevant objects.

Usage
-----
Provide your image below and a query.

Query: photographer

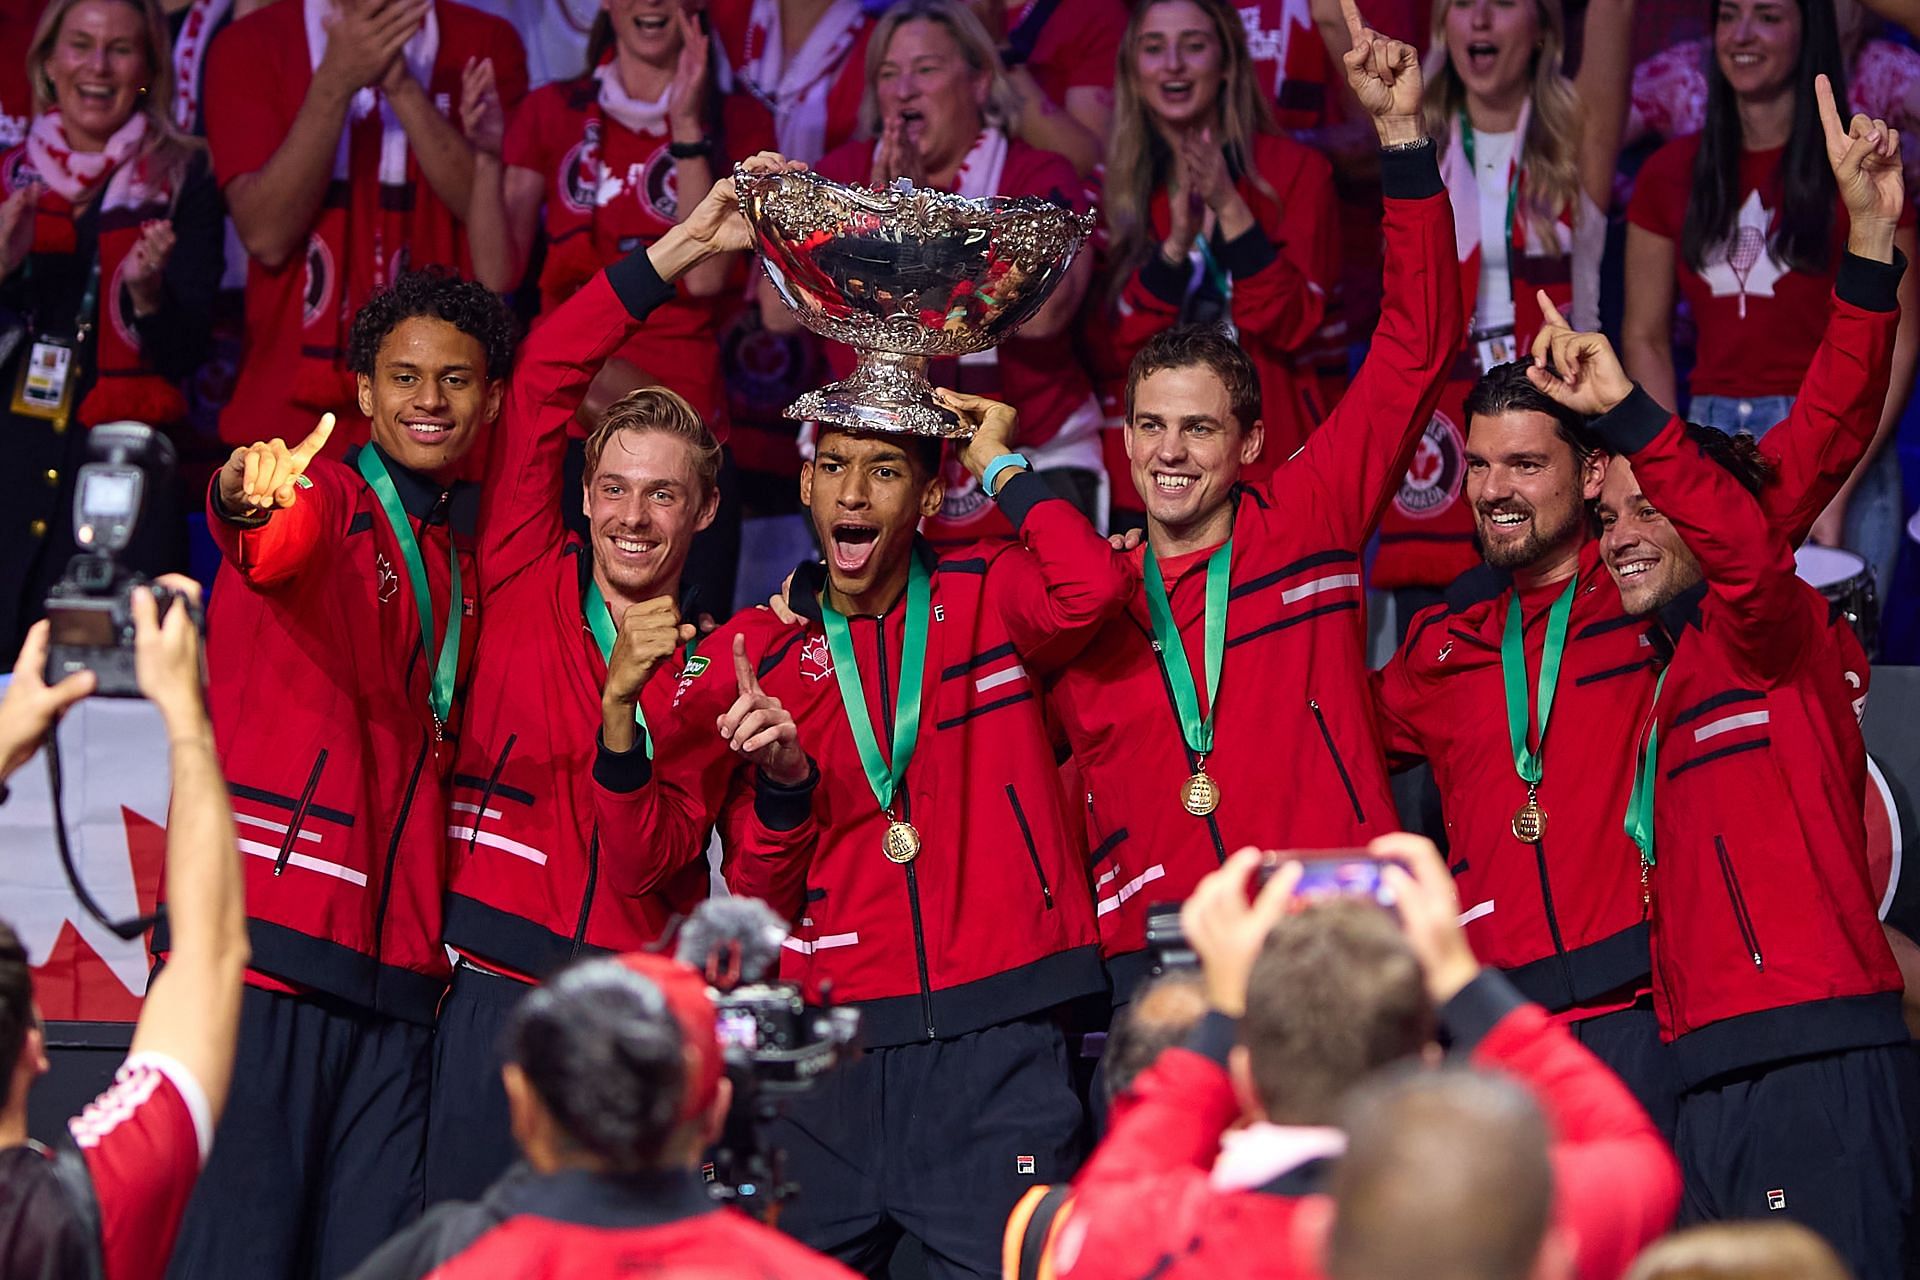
[0,584,250,1280]
[348,952,857,1279]
[1045,836,1680,1280]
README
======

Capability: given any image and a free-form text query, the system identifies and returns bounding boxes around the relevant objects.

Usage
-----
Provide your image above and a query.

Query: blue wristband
[982,452,1031,499]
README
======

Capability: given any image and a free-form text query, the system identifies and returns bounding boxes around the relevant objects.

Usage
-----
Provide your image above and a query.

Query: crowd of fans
[0,0,1917,1278]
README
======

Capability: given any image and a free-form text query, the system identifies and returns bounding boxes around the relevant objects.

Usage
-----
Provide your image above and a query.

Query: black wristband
[669,138,716,160]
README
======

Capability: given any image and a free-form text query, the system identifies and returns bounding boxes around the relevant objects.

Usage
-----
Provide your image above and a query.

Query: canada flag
[0,682,171,1022]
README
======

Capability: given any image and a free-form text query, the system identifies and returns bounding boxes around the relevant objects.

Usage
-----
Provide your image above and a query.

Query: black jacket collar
[1649,579,1708,662]
[487,1165,718,1230]
[789,538,940,627]
[347,441,479,537]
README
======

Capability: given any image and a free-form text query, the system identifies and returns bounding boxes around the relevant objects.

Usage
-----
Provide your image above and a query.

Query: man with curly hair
[161,261,520,1278]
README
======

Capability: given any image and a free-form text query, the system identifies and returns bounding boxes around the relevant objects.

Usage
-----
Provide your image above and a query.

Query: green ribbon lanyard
[1624,668,1671,875]
[583,577,657,760]
[1500,575,1578,797]
[1460,108,1520,255]
[819,554,931,820]
[357,447,460,732]
[1143,538,1233,761]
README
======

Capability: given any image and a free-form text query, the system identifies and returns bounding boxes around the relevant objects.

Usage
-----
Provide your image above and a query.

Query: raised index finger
[291,412,336,467]
[1339,0,1367,44]
[733,632,759,695]
[1535,288,1570,332]
[1814,74,1844,147]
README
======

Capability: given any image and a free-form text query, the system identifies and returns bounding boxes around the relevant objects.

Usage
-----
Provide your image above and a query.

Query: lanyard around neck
[1143,538,1233,758]
[819,555,931,818]
[1460,108,1521,255]
[356,447,461,730]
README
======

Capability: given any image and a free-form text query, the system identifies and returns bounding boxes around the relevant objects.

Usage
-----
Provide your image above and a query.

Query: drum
[1795,544,1879,658]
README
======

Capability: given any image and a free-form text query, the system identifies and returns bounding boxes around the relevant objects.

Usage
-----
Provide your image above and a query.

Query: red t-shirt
[203,0,529,447]
[813,136,1096,448]
[504,77,729,429]
[1627,134,1912,399]
[1006,0,1126,106]
[68,1053,211,1280]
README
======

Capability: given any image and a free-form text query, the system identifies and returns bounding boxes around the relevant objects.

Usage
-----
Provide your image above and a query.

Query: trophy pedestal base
[785,351,967,438]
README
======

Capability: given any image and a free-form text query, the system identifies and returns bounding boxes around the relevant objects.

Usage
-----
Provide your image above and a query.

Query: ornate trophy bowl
[736,163,1095,437]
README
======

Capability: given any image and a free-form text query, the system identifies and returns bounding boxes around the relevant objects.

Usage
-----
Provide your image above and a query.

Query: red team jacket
[1589,385,1906,1088]
[1054,972,1680,1280]
[1049,144,1462,998]
[349,1167,859,1279]
[189,446,480,1024]
[441,256,817,980]
[1372,253,1903,1014]
[662,474,1129,1046]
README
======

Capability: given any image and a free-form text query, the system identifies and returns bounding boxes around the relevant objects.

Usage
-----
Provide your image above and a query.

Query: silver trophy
[736,163,1095,437]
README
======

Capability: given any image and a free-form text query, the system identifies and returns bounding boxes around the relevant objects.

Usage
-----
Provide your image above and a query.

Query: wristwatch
[981,452,1031,499]
[669,138,717,160]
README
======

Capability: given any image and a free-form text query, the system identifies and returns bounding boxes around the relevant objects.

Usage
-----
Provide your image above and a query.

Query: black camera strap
[45,730,163,942]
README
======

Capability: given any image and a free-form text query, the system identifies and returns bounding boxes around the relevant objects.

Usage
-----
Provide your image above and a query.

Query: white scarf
[1209,1124,1347,1194]
[951,126,1008,200]
[594,62,671,137]
[305,0,441,184]
[25,111,150,205]
[740,0,864,162]
[171,0,235,130]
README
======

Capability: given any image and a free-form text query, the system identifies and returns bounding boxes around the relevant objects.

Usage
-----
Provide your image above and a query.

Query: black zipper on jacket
[273,748,330,876]
[1005,784,1053,909]
[1714,836,1765,970]
[873,616,936,1039]
[371,731,433,966]
[1131,614,1227,864]
[1530,834,1576,998]
[572,829,601,955]
[1308,699,1365,823]
[466,735,517,856]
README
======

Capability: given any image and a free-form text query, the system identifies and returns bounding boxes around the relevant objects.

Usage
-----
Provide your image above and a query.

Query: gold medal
[1511,797,1546,843]
[1181,771,1220,817]
[883,819,922,864]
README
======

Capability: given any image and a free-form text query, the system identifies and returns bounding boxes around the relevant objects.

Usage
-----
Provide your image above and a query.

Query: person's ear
[1421,1041,1444,1068]
[1582,450,1608,501]
[1240,418,1266,466]
[695,481,720,535]
[799,459,815,508]
[1229,1044,1264,1122]
[919,474,945,521]
[356,372,375,420]
[701,1075,734,1148]
[28,1025,47,1080]
[483,377,505,425]
[503,1063,543,1167]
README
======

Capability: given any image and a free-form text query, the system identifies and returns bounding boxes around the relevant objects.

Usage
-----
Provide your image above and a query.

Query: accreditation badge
[12,337,77,424]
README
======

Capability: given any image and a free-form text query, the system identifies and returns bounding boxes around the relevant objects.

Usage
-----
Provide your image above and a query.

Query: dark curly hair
[1681,422,1775,497]
[346,267,519,381]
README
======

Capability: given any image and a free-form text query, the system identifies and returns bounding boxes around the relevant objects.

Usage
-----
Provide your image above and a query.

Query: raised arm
[1288,0,1463,545]
[126,581,249,1127]
[1572,0,1635,209]
[944,392,1131,667]
[206,414,344,590]
[482,154,803,581]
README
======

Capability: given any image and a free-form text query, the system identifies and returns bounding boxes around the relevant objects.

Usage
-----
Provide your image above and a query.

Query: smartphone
[1259,852,1398,910]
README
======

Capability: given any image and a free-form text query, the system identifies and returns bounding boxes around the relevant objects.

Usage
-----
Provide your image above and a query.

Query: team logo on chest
[559,122,603,215]
[1393,410,1466,519]
[302,235,337,328]
[799,633,834,681]
[640,144,679,221]
[375,552,399,604]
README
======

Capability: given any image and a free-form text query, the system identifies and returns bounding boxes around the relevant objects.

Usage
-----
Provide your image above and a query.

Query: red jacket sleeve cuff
[593,728,653,793]
[1379,139,1444,201]
[1182,1010,1239,1067]
[753,759,819,831]
[1137,252,1190,307]
[994,467,1056,530]
[604,249,678,322]
[1438,969,1530,1054]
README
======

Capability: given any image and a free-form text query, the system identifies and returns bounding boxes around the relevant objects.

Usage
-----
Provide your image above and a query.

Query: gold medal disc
[1511,798,1547,843]
[883,819,922,864]
[1181,771,1220,817]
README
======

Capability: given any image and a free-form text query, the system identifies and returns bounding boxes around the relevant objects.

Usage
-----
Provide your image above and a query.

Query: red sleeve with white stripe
[70,1053,212,1280]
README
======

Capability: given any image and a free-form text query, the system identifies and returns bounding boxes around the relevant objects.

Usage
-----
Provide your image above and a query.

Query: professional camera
[43,422,199,697]
[675,898,860,1222]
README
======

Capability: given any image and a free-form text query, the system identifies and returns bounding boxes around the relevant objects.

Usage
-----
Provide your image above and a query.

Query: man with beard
[1044,0,1462,1003]
[425,157,817,1207]
[654,387,1129,1277]
[1531,288,1917,1280]
[1371,78,1908,1143]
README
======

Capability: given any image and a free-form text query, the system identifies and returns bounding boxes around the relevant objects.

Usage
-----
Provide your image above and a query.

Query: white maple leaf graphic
[1696,189,1786,319]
